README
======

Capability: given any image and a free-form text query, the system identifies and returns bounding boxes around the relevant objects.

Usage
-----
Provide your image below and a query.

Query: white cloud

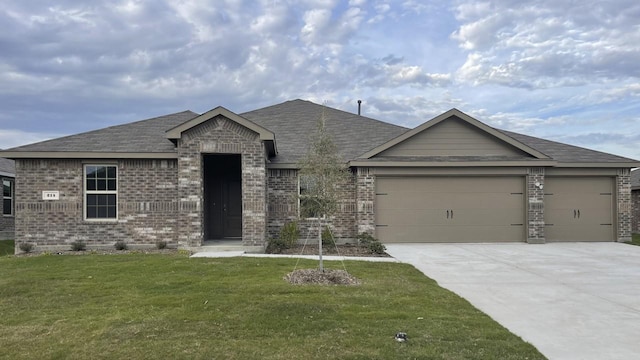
[452,0,640,88]
[0,0,639,161]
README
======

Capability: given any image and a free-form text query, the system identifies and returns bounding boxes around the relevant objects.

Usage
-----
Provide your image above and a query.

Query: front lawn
[0,254,545,359]
[0,239,13,256]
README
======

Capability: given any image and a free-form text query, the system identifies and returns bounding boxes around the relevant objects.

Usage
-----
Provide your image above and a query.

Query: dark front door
[204,155,242,240]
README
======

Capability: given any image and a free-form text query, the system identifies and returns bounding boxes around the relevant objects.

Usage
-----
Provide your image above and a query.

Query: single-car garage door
[544,177,614,242]
[375,177,525,243]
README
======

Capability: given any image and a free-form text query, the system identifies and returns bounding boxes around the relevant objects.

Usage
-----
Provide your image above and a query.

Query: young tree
[298,107,352,271]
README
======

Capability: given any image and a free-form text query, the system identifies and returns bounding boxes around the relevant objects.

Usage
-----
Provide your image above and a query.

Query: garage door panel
[376,177,525,243]
[377,193,522,211]
[377,224,524,243]
[544,177,614,242]
[377,209,449,225]
[546,225,613,242]
[376,193,451,209]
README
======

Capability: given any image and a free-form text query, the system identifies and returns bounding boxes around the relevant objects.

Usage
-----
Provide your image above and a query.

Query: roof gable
[376,116,532,158]
[360,109,550,160]
[166,107,277,156]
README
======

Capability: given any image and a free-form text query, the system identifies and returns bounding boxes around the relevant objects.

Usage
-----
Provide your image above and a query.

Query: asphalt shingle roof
[2,99,637,167]
[500,130,638,163]
[5,111,198,153]
[241,99,408,163]
[0,158,15,175]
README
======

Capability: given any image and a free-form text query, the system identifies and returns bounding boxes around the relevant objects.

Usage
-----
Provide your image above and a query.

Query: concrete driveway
[385,243,640,360]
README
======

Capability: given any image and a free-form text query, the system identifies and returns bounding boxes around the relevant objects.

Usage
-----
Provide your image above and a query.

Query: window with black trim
[2,179,13,216]
[85,165,117,220]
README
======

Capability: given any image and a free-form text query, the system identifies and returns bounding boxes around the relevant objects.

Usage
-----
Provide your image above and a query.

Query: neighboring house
[0,158,15,239]
[632,169,640,234]
[1,99,639,252]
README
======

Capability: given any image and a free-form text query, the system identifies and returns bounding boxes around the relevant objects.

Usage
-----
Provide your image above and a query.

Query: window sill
[83,219,119,224]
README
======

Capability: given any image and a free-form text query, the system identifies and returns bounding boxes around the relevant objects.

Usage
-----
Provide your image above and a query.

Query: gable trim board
[1,100,638,251]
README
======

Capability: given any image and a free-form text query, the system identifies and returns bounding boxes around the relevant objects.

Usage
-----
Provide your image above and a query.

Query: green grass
[630,233,640,246]
[0,254,545,360]
[0,239,13,256]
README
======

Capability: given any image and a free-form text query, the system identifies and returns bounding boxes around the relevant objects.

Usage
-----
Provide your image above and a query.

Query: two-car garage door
[375,177,526,243]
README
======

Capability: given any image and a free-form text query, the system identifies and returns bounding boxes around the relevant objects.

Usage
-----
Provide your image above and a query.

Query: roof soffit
[358,108,550,160]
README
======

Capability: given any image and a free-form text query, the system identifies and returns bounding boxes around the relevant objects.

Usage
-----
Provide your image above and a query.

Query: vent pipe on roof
[357,100,362,116]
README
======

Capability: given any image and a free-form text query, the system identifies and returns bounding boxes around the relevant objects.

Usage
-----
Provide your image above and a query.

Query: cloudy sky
[1,0,639,160]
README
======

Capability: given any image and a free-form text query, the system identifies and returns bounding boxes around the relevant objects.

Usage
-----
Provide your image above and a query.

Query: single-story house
[2,99,639,252]
[0,158,15,239]
[632,169,640,234]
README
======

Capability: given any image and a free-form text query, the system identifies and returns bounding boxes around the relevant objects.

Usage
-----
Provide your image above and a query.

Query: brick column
[356,167,375,236]
[632,189,639,234]
[616,168,632,242]
[527,167,545,244]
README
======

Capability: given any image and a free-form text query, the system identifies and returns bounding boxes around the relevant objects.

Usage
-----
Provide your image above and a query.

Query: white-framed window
[2,179,13,216]
[84,165,117,220]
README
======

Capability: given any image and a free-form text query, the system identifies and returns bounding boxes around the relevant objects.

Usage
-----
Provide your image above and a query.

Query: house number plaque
[42,191,60,200]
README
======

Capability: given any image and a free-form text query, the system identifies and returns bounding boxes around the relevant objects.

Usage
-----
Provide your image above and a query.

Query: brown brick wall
[617,169,632,241]
[177,115,267,247]
[356,167,375,236]
[15,159,179,251]
[527,167,545,243]
[632,189,639,234]
[266,168,358,242]
[0,175,15,239]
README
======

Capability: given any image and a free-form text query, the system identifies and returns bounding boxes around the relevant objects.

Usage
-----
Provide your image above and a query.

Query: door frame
[202,154,243,241]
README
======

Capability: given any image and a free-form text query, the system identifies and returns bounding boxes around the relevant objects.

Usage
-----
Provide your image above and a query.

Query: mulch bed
[15,248,182,257]
[275,244,390,257]
[284,268,360,285]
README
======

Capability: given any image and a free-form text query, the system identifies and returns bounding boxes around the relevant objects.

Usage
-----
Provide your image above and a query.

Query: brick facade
[0,175,15,239]
[15,159,179,250]
[266,168,358,243]
[177,115,267,247]
[356,167,376,236]
[527,167,545,243]
[632,189,639,234]
[616,168,632,242]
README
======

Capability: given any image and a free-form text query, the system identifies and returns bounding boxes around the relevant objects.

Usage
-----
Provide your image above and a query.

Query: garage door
[544,177,614,242]
[375,177,525,243]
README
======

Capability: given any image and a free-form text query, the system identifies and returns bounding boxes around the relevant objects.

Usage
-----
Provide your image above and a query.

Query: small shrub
[266,237,287,254]
[279,221,300,249]
[368,240,386,255]
[19,242,34,253]
[178,249,191,256]
[356,232,376,246]
[156,241,167,250]
[70,241,86,252]
[321,226,335,247]
[356,233,386,255]
[114,241,128,251]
